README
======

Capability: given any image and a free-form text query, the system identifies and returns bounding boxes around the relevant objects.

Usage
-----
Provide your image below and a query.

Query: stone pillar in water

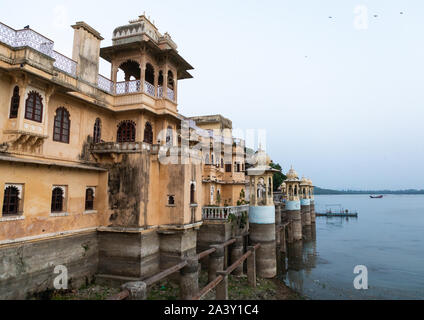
[247,148,278,279]
[309,180,316,224]
[300,177,312,227]
[285,167,302,241]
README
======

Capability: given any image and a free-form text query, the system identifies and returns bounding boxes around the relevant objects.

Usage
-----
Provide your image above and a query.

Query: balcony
[0,22,77,77]
[202,205,249,221]
[90,141,159,154]
[98,78,175,101]
[0,21,176,101]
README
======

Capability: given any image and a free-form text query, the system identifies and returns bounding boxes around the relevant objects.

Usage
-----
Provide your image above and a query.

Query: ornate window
[117,120,136,143]
[9,86,20,119]
[25,91,43,122]
[225,164,232,173]
[2,186,20,215]
[144,122,153,144]
[93,118,102,144]
[85,188,94,211]
[51,187,64,213]
[53,107,70,143]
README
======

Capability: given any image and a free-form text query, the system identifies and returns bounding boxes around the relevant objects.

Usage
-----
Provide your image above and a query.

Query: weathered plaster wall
[0,162,107,241]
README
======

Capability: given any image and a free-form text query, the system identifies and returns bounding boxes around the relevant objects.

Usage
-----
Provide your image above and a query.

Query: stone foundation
[97,229,160,279]
[0,231,98,300]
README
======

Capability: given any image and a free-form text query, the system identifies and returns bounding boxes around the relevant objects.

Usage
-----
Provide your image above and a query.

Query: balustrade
[202,205,249,221]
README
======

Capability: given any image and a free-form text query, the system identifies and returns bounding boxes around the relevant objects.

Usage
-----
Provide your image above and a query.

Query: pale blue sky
[2,0,423,190]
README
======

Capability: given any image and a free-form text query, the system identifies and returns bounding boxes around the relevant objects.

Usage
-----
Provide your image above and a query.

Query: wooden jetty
[316,204,358,217]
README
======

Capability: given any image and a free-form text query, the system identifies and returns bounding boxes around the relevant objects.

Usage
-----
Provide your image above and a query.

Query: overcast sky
[2,0,423,190]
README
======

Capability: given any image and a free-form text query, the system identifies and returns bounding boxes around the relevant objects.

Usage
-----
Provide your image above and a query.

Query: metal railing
[52,51,77,76]
[115,80,141,95]
[144,81,155,97]
[202,205,249,221]
[97,75,114,94]
[0,22,79,76]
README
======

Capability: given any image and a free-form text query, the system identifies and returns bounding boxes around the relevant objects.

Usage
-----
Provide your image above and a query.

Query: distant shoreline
[315,187,424,195]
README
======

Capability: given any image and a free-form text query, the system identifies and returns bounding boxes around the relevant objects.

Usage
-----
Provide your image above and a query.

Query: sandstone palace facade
[0,16,249,299]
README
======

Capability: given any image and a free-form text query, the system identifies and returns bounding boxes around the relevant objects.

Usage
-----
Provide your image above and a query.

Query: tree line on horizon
[314,187,424,195]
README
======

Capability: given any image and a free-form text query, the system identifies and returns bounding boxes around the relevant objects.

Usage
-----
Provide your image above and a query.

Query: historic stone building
[0,15,248,299]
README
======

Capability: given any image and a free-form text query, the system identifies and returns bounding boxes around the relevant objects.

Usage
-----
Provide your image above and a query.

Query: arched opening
[190,183,196,204]
[167,70,175,100]
[93,118,102,144]
[269,177,272,196]
[145,63,155,85]
[51,187,64,213]
[9,86,20,119]
[167,70,174,90]
[294,185,298,196]
[118,60,141,82]
[116,60,141,94]
[2,186,20,215]
[205,153,210,165]
[85,188,94,211]
[166,126,173,146]
[117,120,136,143]
[168,195,175,205]
[143,122,153,144]
[158,71,164,98]
[25,91,43,123]
[53,107,70,144]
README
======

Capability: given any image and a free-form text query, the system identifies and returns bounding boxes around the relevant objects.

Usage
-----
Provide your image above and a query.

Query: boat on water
[370,195,384,199]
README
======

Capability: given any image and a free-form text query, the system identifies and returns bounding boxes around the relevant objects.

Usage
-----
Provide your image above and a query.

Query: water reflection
[278,224,318,295]
[278,219,357,296]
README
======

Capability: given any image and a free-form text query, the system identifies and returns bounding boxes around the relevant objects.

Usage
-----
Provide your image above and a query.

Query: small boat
[370,195,383,199]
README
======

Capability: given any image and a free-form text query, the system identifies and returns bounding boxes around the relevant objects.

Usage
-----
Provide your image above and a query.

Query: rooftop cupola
[286,166,299,181]
[100,14,193,103]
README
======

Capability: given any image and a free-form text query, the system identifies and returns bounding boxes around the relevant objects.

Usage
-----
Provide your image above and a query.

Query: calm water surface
[280,195,424,300]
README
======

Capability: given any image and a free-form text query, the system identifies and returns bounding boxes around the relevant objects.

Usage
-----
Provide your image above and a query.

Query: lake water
[279,195,424,300]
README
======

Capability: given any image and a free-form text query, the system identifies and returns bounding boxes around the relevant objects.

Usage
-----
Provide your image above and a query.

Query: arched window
[168,195,175,205]
[269,178,272,196]
[221,158,224,168]
[2,186,20,215]
[166,126,173,146]
[9,86,20,119]
[85,188,94,211]
[190,183,196,204]
[51,188,64,213]
[294,185,298,196]
[167,71,174,90]
[25,91,43,122]
[53,107,70,144]
[205,153,210,165]
[143,122,153,144]
[117,121,136,143]
[93,118,102,144]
